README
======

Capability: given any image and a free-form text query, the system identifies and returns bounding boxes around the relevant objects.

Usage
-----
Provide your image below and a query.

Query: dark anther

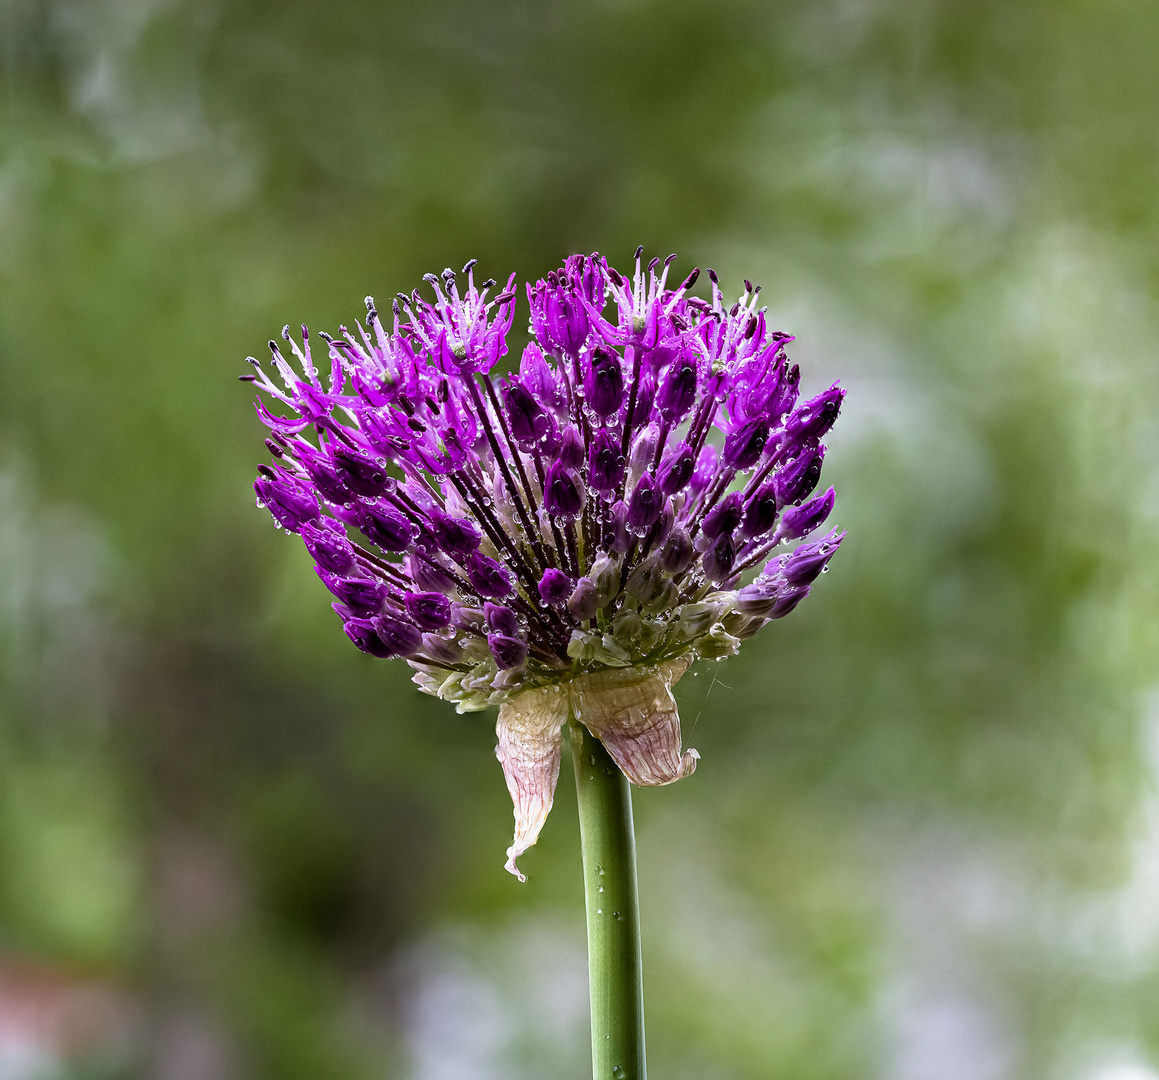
[481,278,496,291]
[462,258,478,274]
[682,268,700,290]
[635,245,645,260]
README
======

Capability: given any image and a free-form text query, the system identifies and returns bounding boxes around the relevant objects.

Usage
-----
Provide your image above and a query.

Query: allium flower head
[246,250,844,879]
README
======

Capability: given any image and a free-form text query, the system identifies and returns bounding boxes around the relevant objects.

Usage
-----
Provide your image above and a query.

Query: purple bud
[702,533,736,585]
[628,424,659,476]
[324,574,387,616]
[632,371,656,426]
[778,486,835,541]
[331,445,391,497]
[452,604,485,632]
[783,530,844,586]
[770,585,811,619]
[660,527,694,573]
[357,504,418,552]
[607,500,631,554]
[656,356,697,423]
[689,444,718,500]
[255,472,319,532]
[422,633,465,666]
[567,577,599,621]
[741,482,778,540]
[405,591,453,630]
[774,444,825,508]
[299,456,353,504]
[627,472,663,531]
[768,362,801,421]
[429,506,482,559]
[656,443,695,496]
[344,618,394,658]
[735,581,778,617]
[302,520,354,574]
[488,634,529,670]
[503,381,548,447]
[583,346,624,418]
[374,616,424,656]
[484,602,520,637]
[558,426,585,470]
[466,552,513,599]
[519,342,559,410]
[588,429,625,493]
[785,384,843,444]
[723,417,769,470]
[702,492,744,539]
[543,461,585,518]
[538,568,573,607]
[409,554,458,594]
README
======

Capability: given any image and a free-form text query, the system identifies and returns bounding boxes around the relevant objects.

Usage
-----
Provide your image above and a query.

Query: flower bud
[357,503,418,551]
[702,533,736,584]
[702,492,744,540]
[657,443,695,496]
[656,356,698,423]
[331,445,391,497]
[543,461,585,518]
[503,380,548,447]
[344,618,394,657]
[489,634,529,670]
[302,520,354,574]
[778,486,835,541]
[374,616,424,657]
[255,470,319,532]
[323,574,387,616]
[660,527,695,573]
[485,602,520,637]
[558,425,585,470]
[538,568,572,607]
[741,482,778,540]
[466,552,514,598]
[409,554,457,593]
[429,506,482,559]
[627,473,662,531]
[774,444,825,508]
[587,428,625,493]
[567,577,599,621]
[584,346,624,418]
[722,416,769,470]
[406,591,453,630]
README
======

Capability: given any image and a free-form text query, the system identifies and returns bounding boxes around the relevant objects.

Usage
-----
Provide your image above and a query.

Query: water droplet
[612,911,622,920]
[597,885,604,893]
[285,528,293,535]
[589,754,597,766]
[596,908,602,915]
[597,865,605,876]
[821,565,829,573]
[255,498,265,508]
[613,1067,626,1078]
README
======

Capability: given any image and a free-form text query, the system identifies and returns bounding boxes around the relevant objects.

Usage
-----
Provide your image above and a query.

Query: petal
[569,656,698,786]
[495,684,570,881]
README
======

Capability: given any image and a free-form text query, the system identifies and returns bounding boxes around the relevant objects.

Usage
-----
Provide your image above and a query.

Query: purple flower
[247,250,845,879]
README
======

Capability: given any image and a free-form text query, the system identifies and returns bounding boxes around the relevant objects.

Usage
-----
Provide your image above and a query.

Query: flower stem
[570,719,646,1080]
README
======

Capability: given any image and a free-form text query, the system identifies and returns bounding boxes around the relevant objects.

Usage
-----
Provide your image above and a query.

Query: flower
[245,250,845,879]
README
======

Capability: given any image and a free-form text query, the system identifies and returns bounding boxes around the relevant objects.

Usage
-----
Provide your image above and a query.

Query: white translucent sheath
[495,657,697,880]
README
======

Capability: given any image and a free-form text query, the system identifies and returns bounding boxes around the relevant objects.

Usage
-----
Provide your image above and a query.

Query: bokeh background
[1,0,1158,1077]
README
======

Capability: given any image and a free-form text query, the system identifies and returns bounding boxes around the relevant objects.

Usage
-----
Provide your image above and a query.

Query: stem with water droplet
[571,718,646,1080]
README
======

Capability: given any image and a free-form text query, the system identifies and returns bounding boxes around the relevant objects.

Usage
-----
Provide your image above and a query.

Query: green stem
[571,719,646,1080]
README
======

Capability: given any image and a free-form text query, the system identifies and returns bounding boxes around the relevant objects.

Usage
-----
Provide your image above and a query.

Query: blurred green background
[1,0,1157,1077]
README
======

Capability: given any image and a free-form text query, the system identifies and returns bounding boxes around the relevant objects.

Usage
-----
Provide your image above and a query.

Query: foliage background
[1,0,1157,1077]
